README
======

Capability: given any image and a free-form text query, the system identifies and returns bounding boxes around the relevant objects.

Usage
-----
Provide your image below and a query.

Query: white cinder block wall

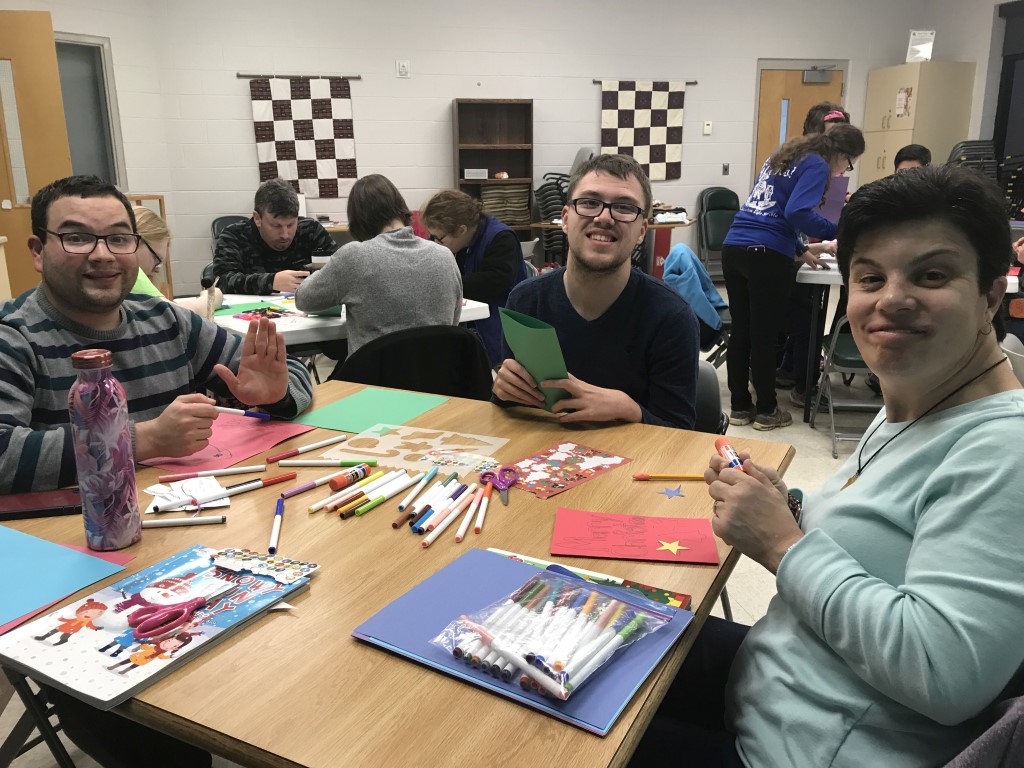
[0,0,1010,295]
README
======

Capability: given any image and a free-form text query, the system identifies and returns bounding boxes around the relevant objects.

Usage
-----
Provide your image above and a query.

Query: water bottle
[68,349,141,551]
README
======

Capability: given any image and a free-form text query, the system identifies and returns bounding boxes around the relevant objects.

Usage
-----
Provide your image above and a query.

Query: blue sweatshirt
[723,154,837,258]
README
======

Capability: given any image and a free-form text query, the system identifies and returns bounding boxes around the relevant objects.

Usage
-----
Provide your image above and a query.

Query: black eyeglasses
[142,238,163,270]
[43,230,142,255]
[846,158,855,173]
[429,233,450,245]
[569,198,645,222]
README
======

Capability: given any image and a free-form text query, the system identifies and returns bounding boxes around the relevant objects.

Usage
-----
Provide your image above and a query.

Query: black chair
[204,215,250,285]
[697,187,739,280]
[330,325,494,401]
[693,360,733,620]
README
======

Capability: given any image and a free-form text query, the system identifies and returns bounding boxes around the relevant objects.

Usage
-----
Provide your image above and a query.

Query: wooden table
[4,382,793,768]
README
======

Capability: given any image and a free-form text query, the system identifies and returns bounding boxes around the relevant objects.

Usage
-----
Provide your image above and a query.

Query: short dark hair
[893,144,932,170]
[802,102,850,136]
[254,178,299,218]
[838,165,1011,291]
[31,175,136,241]
[346,174,412,242]
[567,153,652,215]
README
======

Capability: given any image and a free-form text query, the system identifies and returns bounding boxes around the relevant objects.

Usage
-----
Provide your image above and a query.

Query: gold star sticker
[657,540,689,555]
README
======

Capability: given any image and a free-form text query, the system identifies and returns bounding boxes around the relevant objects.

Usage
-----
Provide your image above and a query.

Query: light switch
[396,60,411,78]
[703,121,713,136]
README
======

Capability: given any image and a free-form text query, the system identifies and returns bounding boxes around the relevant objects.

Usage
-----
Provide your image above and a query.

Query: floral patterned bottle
[68,349,141,551]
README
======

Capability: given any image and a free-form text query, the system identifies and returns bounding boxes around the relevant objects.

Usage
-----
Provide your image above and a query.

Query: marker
[714,437,745,472]
[279,459,375,468]
[214,406,271,421]
[158,465,266,483]
[335,471,405,517]
[631,472,703,481]
[398,466,438,511]
[395,480,444,528]
[268,498,284,554]
[455,486,486,542]
[281,467,366,499]
[267,434,348,463]
[153,473,295,512]
[474,482,494,534]
[427,483,476,532]
[353,472,421,517]
[141,515,226,528]
[421,487,475,547]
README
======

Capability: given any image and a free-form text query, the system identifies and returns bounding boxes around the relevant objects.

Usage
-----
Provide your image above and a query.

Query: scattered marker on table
[631,473,703,481]
[267,434,348,463]
[142,516,226,528]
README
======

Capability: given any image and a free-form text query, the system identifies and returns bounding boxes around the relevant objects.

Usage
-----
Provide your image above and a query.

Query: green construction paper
[214,301,281,316]
[292,387,448,432]
[499,308,569,411]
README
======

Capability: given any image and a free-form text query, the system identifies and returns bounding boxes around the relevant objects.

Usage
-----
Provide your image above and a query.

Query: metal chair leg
[2,669,75,768]
[719,586,734,622]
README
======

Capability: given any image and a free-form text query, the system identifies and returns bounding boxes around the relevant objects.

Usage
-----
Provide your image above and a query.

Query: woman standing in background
[722,123,864,430]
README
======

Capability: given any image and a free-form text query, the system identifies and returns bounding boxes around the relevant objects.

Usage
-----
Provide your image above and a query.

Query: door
[0,11,72,299]
[754,69,845,173]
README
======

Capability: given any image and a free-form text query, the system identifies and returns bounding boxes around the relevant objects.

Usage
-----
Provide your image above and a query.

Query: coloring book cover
[323,423,509,475]
[551,508,719,565]
[510,442,630,500]
[0,545,308,709]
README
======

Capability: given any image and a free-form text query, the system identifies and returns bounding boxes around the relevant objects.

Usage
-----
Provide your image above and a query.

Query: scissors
[128,582,236,641]
[480,465,519,506]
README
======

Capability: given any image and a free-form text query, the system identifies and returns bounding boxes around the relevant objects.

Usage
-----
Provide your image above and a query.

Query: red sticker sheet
[551,507,719,564]
[510,442,630,500]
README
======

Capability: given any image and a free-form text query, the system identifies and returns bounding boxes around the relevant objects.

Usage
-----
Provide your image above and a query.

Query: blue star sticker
[658,485,684,499]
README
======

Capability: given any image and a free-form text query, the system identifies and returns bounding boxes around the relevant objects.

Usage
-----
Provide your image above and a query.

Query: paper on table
[551,507,719,565]
[141,413,315,473]
[141,478,231,514]
[0,545,134,636]
[498,308,569,411]
[0,527,129,630]
[213,301,281,316]
[292,387,447,433]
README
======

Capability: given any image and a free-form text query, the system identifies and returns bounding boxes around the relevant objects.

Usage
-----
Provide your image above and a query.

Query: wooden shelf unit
[453,99,533,235]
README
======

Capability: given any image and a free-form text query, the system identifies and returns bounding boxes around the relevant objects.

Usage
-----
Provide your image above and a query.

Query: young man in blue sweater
[492,154,699,430]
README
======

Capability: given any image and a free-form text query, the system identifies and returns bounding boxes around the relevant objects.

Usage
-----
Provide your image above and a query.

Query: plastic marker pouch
[431,569,672,700]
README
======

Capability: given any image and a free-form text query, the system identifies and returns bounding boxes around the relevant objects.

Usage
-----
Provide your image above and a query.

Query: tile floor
[2,303,883,766]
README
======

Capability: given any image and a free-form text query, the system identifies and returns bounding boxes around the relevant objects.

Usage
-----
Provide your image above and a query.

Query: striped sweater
[0,289,313,493]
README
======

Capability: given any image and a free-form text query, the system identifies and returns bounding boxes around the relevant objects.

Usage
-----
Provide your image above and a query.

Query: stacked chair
[534,172,569,265]
[1000,153,1024,219]
[946,140,998,182]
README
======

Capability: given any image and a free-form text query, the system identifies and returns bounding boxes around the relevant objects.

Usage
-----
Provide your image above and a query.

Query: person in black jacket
[212,178,337,294]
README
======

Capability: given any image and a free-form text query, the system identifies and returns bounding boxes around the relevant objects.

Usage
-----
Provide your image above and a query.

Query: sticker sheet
[322,424,508,475]
[510,442,630,500]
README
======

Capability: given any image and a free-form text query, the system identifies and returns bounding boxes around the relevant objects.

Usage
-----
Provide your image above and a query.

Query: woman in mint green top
[130,205,168,298]
[633,166,1024,768]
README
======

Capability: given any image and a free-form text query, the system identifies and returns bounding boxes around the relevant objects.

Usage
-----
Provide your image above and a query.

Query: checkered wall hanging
[600,80,685,181]
[249,77,358,199]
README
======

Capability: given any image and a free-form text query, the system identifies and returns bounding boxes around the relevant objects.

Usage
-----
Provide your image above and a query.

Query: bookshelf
[453,99,533,232]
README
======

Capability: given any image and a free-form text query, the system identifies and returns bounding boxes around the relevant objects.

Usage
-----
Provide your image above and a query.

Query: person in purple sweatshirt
[722,124,864,430]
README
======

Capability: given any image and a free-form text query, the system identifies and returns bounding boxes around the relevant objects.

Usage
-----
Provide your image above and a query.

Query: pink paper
[0,546,134,635]
[550,507,720,565]
[142,413,316,472]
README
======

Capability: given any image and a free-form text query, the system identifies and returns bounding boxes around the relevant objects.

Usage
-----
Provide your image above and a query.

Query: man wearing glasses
[0,175,313,496]
[492,154,699,429]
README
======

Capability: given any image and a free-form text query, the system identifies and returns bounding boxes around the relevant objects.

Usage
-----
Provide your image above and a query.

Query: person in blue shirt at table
[491,153,699,430]
[631,164,1024,768]
[721,123,864,430]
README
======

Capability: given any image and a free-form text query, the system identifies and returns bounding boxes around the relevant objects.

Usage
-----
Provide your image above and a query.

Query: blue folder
[352,548,694,735]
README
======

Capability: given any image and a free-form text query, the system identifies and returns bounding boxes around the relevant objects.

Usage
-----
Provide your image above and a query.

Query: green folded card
[499,308,569,411]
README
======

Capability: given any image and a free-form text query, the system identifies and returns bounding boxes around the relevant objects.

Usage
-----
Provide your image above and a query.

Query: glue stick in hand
[714,437,746,473]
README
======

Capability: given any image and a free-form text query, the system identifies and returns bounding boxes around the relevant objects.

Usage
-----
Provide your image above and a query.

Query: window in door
[0,59,30,204]
[53,34,126,185]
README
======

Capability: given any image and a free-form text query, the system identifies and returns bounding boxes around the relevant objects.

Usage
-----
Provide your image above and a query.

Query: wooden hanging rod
[236,73,362,80]
[593,79,697,86]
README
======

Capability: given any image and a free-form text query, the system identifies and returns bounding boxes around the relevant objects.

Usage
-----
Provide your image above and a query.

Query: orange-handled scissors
[479,465,519,505]
[128,582,236,640]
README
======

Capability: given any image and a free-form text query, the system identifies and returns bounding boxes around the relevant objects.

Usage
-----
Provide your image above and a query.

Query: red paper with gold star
[550,507,719,564]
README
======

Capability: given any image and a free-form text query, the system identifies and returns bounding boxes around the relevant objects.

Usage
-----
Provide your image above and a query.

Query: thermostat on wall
[464,168,488,180]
